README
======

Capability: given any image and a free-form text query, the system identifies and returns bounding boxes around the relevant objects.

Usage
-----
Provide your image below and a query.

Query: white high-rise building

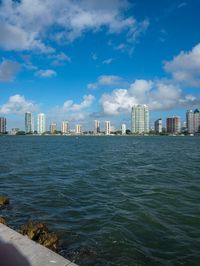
[61,121,69,134]
[105,121,111,135]
[154,118,162,133]
[121,123,126,135]
[25,112,34,133]
[37,113,46,134]
[75,124,81,134]
[94,120,100,134]
[131,105,149,133]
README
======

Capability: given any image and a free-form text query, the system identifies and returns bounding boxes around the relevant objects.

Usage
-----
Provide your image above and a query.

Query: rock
[19,222,48,241]
[19,221,59,251]
[38,232,59,251]
[0,196,9,206]
[0,217,6,225]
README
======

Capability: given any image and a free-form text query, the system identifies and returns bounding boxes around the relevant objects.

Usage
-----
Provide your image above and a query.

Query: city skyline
[1,105,200,134]
[1,1,200,129]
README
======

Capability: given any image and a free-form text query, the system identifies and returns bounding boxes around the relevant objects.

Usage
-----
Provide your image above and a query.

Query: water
[0,136,200,265]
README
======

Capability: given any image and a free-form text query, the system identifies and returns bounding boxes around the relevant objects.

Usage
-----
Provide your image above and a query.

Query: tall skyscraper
[0,117,6,134]
[105,121,111,135]
[25,112,34,133]
[75,124,81,134]
[37,113,46,134]
[94,120,100,134]
[194,109,200,133]
[166,116,181,134]
[154,118,162,133]
[186,110,194,133]
[50,123,57,134]
[121,123,126,135]
[61,121,69,134]
[186,109,200,134]
[131,105,149,133]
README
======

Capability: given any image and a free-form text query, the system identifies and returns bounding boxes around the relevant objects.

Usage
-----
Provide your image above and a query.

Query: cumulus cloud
[164,43,200,87]
[88,75,122,89]
[0,94,38,114]
[100,79,199,115]
[62,95,95,112]
[0,60,21,82]
[52,94,95,122]
[0,0,149,52]
[35,69,57,78]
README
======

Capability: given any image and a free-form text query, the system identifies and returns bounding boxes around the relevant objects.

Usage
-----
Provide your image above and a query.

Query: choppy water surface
[0,136,200,265]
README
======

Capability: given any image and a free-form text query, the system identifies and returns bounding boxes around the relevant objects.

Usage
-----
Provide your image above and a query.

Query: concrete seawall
[0,223,77,266]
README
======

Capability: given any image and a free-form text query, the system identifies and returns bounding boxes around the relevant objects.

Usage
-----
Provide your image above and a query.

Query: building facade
[186,109,200,133]
[105,121,111,135]
[121,123,126,135]
[25,112,34,133]
[166,116,181,134]
[37,113,46,134]
[61,121,69,134]
[94,120,100,134]
[154,118,162,133]
[50,123,57,134]
[131,105,149,133]
[0,117,6,134]
[75,124,81,134]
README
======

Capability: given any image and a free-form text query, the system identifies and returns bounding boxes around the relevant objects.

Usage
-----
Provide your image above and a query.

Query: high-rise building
[121,123,126,135]
[94,120,100,134]
[186,109,200,134]
[166,116,181,134]
[186,110,194,133]
[105,121,111,135]
[37,113,46,134]
[75,124,81,134]
[131,105,149,133]
[50,123,57,134]
[154,118,162,133]
[194,109,200,133]
[25,112,34,133]
[61,121,69,134]
[0,117,6,134]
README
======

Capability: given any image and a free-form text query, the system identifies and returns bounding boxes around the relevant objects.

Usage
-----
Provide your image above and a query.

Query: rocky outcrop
[19,222,59,252]
[0,196,9,206]
[0,217,6,225]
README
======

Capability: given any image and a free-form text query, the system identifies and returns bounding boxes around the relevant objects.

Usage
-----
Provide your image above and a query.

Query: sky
[0,0,200,131]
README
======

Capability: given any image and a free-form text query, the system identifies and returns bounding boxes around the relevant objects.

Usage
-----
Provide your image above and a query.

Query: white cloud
[35,69,57,78]
[88,75,122,89]
[164,43,200,87]
[0,60,21,82]
[0,0,149,52]
[0,95,38,115]
[178,2,187,8]
[100,79,198,115]
[102,58,114,64]
[52,94,95,122]
[50,52,71,65]
[62,95,95,112]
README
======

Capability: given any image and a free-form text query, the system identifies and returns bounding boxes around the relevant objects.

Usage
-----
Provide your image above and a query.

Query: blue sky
[0,0,200,130]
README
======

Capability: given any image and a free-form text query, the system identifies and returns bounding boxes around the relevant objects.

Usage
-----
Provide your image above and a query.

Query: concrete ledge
[0,224,77,266]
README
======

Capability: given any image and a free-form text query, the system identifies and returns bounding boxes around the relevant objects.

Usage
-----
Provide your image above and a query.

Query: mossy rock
[0,217,6,225]
[19,221,59,251]
[19,222,48,241]
[38,232,59,251]
[0,196,9,206]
